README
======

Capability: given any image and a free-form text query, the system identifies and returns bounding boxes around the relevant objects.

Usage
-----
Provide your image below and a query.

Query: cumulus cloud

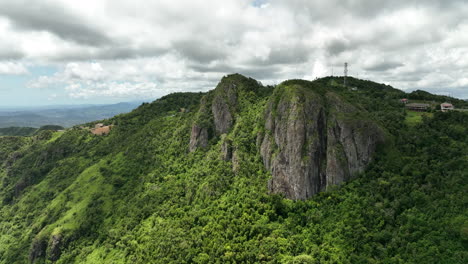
[27,55,217,99]
[0,1,111,46]
[363,60,404,72]
[1,0,468,100]
[0,62,29,75]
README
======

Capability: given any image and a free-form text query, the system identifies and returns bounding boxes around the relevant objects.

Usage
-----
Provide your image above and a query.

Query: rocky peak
[259,85,327,199]
[189,74,259,152]
[259,83,385,200]
[212,81,238,135]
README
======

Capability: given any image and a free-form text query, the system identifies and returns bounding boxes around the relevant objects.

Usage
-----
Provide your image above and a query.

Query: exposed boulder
[48,233,63,262]
[220,137,233,161]
[259,84,385,200]
[189,125,209,152]
[29,234,47,263]
[231,150,240,173]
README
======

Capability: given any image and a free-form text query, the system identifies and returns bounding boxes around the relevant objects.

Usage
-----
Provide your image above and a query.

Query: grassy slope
[404,111,434,126]
[0,77,466,263]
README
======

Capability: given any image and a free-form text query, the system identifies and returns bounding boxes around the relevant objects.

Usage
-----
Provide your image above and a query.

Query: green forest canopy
[0,76,466,264]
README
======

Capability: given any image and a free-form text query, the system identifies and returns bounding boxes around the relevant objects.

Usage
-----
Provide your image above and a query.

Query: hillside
[0,126,65,137]
[0,127,37,137]
[0,75,467,263]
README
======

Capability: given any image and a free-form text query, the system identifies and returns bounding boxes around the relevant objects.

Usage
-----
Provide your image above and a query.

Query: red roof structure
[441,102,454,112]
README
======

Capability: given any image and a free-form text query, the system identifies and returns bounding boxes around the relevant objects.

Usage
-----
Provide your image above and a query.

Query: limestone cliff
[259,83,385,200]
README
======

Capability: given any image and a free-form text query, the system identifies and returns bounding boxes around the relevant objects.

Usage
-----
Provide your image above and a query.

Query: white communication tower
[344,62,348,87]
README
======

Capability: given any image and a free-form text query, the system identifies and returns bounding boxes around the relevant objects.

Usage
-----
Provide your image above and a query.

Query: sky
[0,0,467,106]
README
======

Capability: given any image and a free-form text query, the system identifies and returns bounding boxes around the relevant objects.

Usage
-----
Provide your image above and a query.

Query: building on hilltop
[91,125,112,136]
[400,98,408,104]
[440,102,454,112]
[405,103,430,112]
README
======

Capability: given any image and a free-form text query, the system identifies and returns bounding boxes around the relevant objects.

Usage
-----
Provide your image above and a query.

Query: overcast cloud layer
[1,0,468,104]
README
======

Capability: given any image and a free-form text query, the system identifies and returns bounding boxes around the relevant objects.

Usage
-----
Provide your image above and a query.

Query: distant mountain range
[0,101,143,128]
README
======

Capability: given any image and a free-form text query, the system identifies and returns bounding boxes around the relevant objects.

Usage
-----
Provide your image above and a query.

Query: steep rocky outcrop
[260,85,327,199]
[189,74,258,152]
[212,82,238,134]
[325,93,385,187]
[259,83,385,200]
[48,233,63,262]
[188,75,384,198]
[189,125,209,152]
[220,136,233,161]
[29,235,47,263]
[29,231,66,263]
[189,95,212,152]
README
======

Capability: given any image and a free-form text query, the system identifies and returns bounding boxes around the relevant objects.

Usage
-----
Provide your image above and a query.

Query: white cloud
[0,62,28,75]
[67,82,158,99]
[1,0,468,99]
[27,54,216,99]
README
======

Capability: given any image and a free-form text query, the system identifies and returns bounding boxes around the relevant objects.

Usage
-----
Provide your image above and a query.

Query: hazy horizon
[0,100,146,110]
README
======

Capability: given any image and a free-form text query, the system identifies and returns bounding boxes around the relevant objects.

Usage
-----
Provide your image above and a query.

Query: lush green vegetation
[0,76,466,263]
[0,127,37,137]
[0,125,64,137]
[0,136,32,163]
[37,125,65,132]
[408,90,468,108]
[404,111,433,126]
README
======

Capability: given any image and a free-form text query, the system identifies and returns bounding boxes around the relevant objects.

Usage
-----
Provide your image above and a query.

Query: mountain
[0,74,466,263]
[0,125,66,137]
[0,102,143,128]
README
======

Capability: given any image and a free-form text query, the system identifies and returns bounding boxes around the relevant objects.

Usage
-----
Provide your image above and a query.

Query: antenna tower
[344,62,348,87]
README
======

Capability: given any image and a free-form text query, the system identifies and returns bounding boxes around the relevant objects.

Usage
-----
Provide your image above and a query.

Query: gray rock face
[189,79,239,152]
[212,83,237,135]
[48,234,63,261]
[259,86,385,200]
[325,93,385,188]
[29,236,47,263]
[231,150,240,173]
[220,137,233,161]
[189,95,211,152]
[260,87,327,200]
[189,125,208,152]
